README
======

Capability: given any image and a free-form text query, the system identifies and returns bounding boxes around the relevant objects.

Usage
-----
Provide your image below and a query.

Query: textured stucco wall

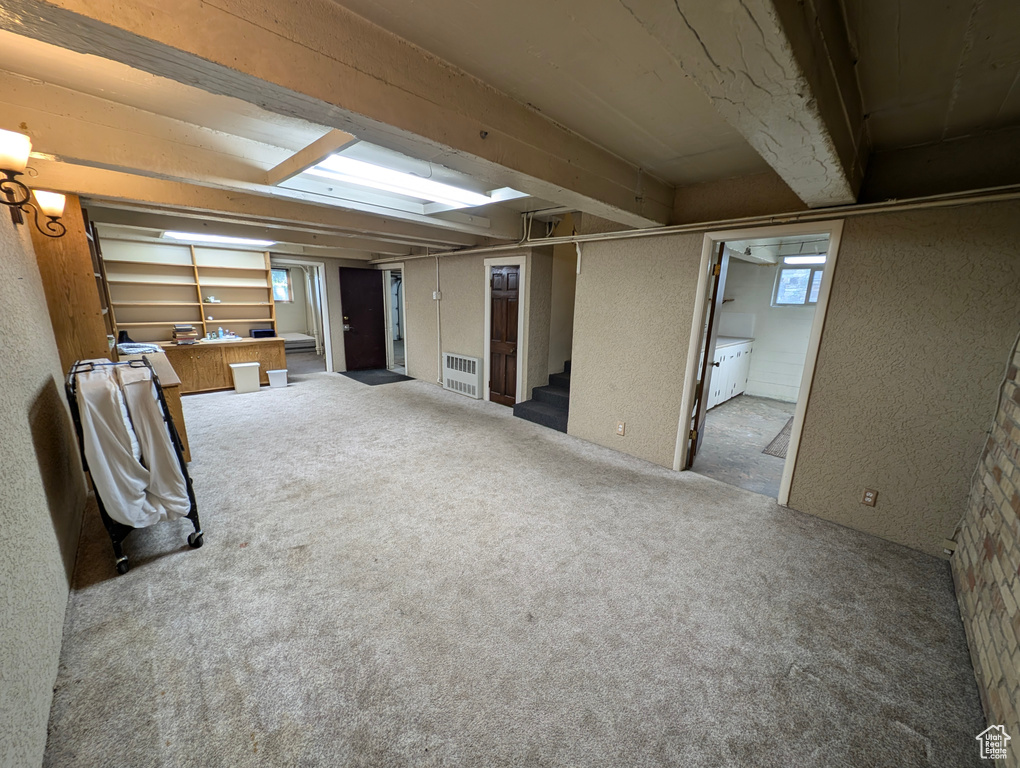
[404,257,439,384]
[0,218,87,767]
[788,203,1020,556]
[526,246,552,399]
[672,170,807,225]
[547,215,577,375]
[436,253,486,360]
[569,233,705,466]
[403,249,550,399]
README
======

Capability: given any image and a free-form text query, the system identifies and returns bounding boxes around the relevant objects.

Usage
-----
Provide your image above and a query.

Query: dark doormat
[340,369,413,386]
[762,417,794,458]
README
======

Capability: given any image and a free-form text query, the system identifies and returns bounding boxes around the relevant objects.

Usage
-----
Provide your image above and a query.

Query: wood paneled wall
[31,194,109,372]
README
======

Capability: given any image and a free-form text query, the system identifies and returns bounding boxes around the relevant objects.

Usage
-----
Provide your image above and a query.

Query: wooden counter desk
[160,337,286,395]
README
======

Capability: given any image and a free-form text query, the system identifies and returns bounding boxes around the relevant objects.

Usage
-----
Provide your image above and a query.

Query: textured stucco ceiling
[329,0,770,186]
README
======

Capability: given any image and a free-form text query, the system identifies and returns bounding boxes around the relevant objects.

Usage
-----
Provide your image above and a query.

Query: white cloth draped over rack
[74,360,190,528]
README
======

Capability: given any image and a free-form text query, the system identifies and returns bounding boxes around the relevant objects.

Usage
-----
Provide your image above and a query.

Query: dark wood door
[489,265,519,406]
[338,267,387,370]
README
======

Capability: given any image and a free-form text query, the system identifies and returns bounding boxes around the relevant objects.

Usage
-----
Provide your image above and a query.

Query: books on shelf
[172,323,199,344]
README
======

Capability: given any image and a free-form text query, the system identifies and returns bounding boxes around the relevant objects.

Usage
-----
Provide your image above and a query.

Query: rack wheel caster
[188,531,204,548]
[116,558,130,575]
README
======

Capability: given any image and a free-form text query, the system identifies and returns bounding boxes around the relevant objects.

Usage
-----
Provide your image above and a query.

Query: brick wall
[953,338,1020,763]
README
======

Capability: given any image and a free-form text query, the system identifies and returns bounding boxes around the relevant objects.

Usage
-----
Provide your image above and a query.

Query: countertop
[716,336,754,348]
[118,351,181,387]
[158,336,283,348]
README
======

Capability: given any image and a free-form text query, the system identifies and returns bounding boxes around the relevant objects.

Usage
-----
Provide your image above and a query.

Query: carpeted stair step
[563,360,571,374]
[533,385,570,409]
[513,399,568,433]
[548,371,571,390]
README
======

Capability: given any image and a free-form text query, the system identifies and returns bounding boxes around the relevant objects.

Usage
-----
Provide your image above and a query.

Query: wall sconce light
[0,128,66,238]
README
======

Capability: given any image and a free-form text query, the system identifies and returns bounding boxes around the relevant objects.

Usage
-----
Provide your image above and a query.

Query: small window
[271,268,292,302]
[773,265,825,306]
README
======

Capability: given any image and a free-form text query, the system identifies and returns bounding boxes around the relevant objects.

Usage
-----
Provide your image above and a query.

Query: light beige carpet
[45,372,984,767]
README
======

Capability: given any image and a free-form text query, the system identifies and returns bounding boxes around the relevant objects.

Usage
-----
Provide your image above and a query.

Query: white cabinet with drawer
[707,337,753,409]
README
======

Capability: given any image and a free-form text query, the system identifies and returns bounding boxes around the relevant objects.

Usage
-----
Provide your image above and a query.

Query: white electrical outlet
[862,488,877,506]
[616,421,626,436]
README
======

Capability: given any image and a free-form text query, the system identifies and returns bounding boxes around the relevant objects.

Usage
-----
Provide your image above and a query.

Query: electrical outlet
[861,488,878,507]
[616,421,626,436]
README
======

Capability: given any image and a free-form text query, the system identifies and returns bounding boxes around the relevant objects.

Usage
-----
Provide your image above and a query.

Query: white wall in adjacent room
[719,259,815,402]
[272,265,309,334]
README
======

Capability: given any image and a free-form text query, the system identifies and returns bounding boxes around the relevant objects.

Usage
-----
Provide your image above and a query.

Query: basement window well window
[772,255,825,306]
[271,268,293,302]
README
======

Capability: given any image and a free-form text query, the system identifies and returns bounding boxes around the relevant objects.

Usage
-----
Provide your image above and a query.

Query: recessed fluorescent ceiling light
[783,254,826,265]
[308,155,504,209]
[162,231,275,247]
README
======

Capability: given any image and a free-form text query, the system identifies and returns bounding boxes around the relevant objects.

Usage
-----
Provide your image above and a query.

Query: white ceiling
[329,0,770,186]
[728,235,830,264]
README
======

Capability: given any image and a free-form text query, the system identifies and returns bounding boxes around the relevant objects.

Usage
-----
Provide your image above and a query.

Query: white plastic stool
[228,362,261,394]
[267,369,288,388]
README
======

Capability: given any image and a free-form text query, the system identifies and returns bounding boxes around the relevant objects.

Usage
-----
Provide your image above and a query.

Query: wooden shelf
[105,259,193,268]
[196,280,269,288]
[112,301,201,307]
[203,317,274,323]
[96,242,275,342]
[117,321,201,327]
[108,279,198,286]
[201,301,271,306]
[196,264,267,272]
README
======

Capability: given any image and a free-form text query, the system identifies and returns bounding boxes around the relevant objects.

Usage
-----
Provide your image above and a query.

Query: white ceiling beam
[30,159,487,248]
[85,207,414,256]
[0,74,519,239]
[265,129,359,186]
[94,223,374,260]
[0,0,673,228]
[621,0,867,207]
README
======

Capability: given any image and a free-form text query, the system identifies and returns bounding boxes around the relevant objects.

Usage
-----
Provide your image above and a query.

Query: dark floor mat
[340,369,413,386]
[762,417,794,458]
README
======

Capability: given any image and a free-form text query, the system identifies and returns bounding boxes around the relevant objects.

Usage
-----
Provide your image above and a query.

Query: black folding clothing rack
[65,358,203,574]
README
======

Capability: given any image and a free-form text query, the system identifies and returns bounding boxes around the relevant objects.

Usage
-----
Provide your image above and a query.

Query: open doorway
[270,257,332,376]
[677,222,843,503]
[382,266,406,374]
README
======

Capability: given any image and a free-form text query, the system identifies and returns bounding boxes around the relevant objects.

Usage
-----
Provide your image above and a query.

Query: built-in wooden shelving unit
[98,239,277,343]
[83,209,116,344]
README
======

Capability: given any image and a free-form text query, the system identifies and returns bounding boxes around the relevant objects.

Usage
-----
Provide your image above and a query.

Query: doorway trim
[268,256,333,372]
[380,263,406,371]
[483,254,528,404]
[673,219,845,506]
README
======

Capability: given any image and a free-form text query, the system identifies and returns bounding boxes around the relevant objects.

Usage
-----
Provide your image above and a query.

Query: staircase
[513,361,570,433]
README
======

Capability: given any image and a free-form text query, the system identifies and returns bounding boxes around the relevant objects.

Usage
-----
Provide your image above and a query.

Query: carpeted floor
[45,373,984,767]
